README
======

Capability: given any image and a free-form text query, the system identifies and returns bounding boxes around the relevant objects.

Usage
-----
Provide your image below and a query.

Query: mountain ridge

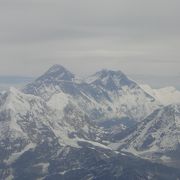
[23,65,160,125]
[0,64,179,179]
[110,103,180,167]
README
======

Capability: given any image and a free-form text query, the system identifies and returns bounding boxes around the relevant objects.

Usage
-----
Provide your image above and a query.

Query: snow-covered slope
[85,69,159,122]
[0,87,104,164]
[23,65,160,128]
[140,84,180,105]
[23,64,78,100]
[2,88,179,180]
[1,65,180,179]
[112,104,180,166]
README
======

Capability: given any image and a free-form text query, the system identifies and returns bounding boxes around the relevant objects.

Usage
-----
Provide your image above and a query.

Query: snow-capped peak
[86,69,137,91]
[22,65,78,99]
[95,69,125,77]
[46,64,67,73]
[22,66,159,123]
[140,84,180,105]
[86,69,126,83]
[41,64,75,81]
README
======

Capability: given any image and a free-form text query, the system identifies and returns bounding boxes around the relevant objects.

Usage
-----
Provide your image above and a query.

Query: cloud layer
[0,0,179,88]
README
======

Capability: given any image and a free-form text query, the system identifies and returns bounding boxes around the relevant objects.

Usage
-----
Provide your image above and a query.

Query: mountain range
[0,64,180,180]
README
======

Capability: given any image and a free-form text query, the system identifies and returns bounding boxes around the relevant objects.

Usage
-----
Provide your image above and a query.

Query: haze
[0,0,179,88]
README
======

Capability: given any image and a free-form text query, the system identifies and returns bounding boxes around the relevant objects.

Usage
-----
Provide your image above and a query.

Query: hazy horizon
[0,0,179,89]
[1,1,180,179]
[0,64,179,90]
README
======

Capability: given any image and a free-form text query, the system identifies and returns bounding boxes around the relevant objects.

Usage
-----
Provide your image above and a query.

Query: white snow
[77,138,112,150]
[114,104,180,161]
[4,143,36,165]
[1,68,179,170]
[34,163,49,174]
[47,92,69,111]
[141,84,180,105]
[160,155,171,161]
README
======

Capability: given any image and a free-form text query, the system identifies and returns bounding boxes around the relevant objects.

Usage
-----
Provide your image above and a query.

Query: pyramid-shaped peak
[41,64,74,81]
[22,65,76,98]
[46,64,71,74]
[86,69,137,90]
[87,69,128,83]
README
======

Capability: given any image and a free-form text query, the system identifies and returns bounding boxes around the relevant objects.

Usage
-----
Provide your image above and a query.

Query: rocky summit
[0,65,180,180]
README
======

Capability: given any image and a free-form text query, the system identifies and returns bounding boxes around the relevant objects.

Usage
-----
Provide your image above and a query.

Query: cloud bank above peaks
[0,0,179,84]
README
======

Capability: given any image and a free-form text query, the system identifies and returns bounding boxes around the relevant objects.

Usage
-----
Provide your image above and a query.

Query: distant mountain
[1,64,179,179]
[85,69,159,123]
[112,104,180,167]
[0,88,179,179]
[140,84,180,105]
[85,69,137,91]
[23,65,160,130]
[129,74,180,90]
[23,64,77,99]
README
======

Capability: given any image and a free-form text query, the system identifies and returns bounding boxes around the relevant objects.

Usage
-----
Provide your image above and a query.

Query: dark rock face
[1,65,178,180]
[88,69,137,91]
[2,144,180,180]
[117,104,180,167]
[23,65,79,98]
[23,65,158,126]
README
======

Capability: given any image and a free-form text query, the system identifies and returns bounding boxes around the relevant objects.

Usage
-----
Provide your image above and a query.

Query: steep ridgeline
[111,104,180,167]
[84,69,160,127]
[23,64,77,99]
[0,66,180,179]
[23,65,160,130]
[0,87,104,170]
[0,89,179,179]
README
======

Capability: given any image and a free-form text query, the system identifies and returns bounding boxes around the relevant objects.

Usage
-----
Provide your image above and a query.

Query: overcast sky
[0,0,179,87]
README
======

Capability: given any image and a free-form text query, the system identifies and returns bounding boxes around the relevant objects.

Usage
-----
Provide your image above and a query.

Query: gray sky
[0,0,179,88]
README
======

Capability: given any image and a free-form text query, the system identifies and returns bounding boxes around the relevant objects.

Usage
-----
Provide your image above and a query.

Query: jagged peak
[45,64,69,74]
[41,64,74,81]
[23,65,78,98]
[86,69,137,90]
[86,69,125,83]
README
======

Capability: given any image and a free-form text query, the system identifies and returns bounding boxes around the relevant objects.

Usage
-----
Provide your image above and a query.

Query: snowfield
[0,65,180,179]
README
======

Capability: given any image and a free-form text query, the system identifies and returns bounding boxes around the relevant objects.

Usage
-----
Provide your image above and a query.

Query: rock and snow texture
[84,69,159,122]
[113,104,180,164]
[0,86,103,164]
[0,64,180,179]
[23,65,160,124]
[140,84,180,105]
[23,64,77,100]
